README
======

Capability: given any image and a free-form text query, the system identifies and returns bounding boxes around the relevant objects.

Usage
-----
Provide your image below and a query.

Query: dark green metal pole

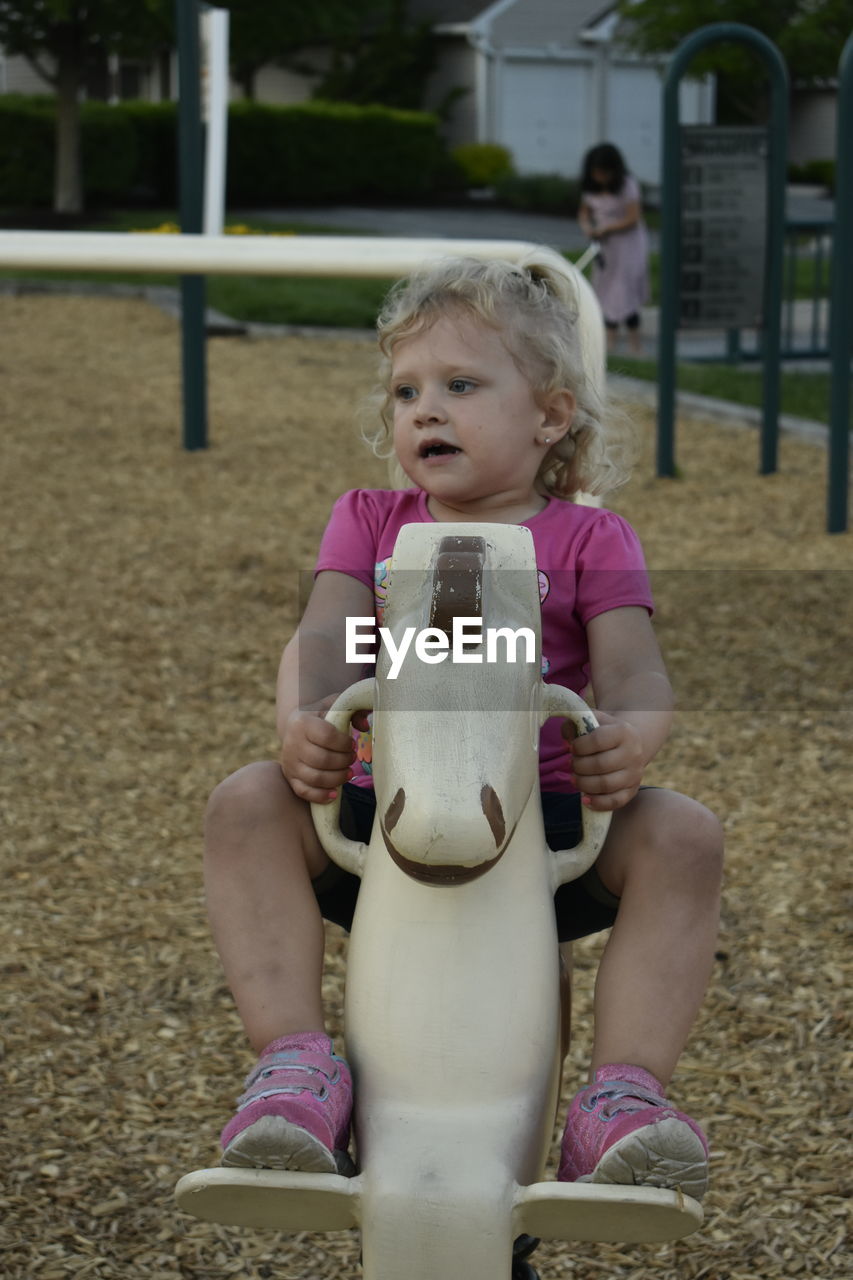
[176,0,208,450]
[827,34,852,533]
[658,24,788,477]
[760,38,788,476]
[657,56,681,477]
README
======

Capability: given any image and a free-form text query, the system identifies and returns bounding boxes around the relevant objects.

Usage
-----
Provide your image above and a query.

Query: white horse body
[346,791,561,1277]
[175,522,702,1276]
[312,522,609,1277]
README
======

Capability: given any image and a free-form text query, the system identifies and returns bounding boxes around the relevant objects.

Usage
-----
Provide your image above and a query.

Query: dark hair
[580,143,628,195]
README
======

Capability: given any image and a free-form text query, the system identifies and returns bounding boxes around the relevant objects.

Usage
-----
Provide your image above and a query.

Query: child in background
[203,247,722,1200]
[579,143,650,355]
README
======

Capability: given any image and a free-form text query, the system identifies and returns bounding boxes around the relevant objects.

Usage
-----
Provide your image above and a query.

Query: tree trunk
[54,53,83,213]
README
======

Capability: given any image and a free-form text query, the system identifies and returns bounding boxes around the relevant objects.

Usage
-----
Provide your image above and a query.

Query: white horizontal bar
[0,231,540,278]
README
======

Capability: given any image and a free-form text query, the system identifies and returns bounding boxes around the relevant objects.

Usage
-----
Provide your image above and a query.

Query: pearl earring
[543,436,551,445]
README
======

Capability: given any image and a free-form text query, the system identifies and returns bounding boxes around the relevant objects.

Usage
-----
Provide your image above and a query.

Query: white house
[0,45,45,95]
[787,86,838,168]
[409,0,714,185]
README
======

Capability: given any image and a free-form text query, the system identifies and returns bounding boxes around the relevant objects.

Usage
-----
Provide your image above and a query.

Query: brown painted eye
[384,787,405,833]
[480,785,505,848]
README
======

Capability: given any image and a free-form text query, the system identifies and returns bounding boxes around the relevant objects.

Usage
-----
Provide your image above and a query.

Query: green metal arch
[827,32,853,534]
[657,23,789,479]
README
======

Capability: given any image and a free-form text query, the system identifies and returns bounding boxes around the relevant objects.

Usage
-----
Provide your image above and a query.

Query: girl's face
[390,311,574,523]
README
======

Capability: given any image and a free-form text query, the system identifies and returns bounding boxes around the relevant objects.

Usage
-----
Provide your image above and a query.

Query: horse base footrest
[514,1180,703,1243]
[175,1167,361,1232]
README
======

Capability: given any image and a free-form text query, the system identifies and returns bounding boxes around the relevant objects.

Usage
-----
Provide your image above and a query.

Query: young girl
[578,142,650,355]
[204,248,723,1200]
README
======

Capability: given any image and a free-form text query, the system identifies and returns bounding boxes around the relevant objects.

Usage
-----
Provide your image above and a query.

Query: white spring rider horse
[176,521,703,1278]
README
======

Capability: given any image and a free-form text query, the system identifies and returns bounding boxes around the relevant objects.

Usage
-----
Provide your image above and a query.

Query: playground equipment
[176,522,703,1278]
[574,240,601,274]
[657,23,789,480]
[0,229,606,468]
[0,231,543,278]
[0,229,605,510]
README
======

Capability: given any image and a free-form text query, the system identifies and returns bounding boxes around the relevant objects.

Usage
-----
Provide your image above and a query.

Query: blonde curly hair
[361,246,634,499]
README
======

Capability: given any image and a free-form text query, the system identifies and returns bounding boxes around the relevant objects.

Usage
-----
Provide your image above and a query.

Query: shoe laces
[580,1080,669,1122]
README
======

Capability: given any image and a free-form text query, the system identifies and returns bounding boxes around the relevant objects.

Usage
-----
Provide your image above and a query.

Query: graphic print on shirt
[374,558,391,625]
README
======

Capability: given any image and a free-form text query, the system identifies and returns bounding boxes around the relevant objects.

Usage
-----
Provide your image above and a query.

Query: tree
[619,0,853,121]
[312,0,437,111]
[0,0,171,213]
[0,0,388,213]
[219,0,390,101]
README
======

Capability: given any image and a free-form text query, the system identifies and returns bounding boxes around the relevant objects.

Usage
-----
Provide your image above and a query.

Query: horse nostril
[385,787,406,833]
[480,784,505,848]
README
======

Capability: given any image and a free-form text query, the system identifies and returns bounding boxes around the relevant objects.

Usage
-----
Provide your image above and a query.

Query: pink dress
[582,175,649,325]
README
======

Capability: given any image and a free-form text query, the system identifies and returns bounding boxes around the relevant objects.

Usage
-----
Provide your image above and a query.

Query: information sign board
[679,126,768,329]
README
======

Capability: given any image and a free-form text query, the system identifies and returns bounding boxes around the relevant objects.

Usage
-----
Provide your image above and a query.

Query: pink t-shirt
[315,488,654,791]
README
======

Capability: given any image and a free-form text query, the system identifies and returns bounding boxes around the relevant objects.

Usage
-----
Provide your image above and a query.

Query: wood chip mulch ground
[1,296,850,1279]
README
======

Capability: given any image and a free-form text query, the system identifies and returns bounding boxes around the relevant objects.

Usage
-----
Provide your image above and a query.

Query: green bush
[352,105,444,198]
[788,158,836,192]
[0,95,55,207]
[80,101,137,201]
[0,95,445,209]
[495,172,580,214]
[451,142,514,188]
[227,100,444,203]
[0,95,138,207]
[121,101,178,204]
[802,158,836,194]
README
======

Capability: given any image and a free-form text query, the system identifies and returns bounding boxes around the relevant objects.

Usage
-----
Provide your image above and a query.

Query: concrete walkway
[248,202,596,253]
[246,188,834,254]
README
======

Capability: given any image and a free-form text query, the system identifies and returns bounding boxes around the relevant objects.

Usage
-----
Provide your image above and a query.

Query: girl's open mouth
[420,442,461,458]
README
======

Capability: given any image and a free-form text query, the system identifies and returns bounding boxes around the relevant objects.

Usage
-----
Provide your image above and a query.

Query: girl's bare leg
[203,761,332,1053]
[589,789,723,1086]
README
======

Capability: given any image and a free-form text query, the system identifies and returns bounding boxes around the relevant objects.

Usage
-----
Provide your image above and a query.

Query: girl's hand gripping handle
[310,678,375,878]
[541,683,612,890]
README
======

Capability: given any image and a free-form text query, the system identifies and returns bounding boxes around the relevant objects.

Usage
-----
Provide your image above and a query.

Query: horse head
[371,525,543,884]
[312,522,609,889]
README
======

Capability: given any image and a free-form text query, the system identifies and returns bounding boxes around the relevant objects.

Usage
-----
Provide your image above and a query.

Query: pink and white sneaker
[220,1032,355,1175]
[558,1064,709,1201]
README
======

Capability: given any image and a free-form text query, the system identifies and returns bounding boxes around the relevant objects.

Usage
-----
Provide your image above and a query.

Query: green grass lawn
[209,274,394,327]
[611,356,831,425]
[2,208,396,329]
